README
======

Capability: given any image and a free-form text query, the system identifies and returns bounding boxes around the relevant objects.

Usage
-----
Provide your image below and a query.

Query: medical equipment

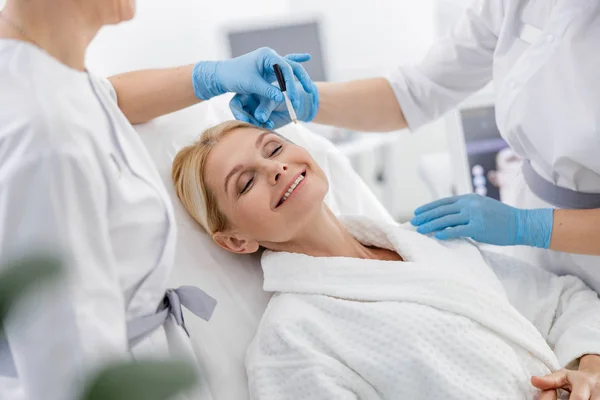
[443,91,517,202]
[226,19,327,82]
[135,93,393,399]
[273,64,297,124]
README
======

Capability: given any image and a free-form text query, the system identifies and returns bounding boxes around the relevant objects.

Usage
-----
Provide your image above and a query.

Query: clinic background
[0,0,485,221]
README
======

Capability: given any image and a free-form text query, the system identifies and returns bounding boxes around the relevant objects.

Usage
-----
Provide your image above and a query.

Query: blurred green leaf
[1,257,199,400]
[83,360,197,400]
[0,256,62,328]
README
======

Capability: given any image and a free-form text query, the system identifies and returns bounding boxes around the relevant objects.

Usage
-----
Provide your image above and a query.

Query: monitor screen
[227,21,327,82]
[459,105,518,201]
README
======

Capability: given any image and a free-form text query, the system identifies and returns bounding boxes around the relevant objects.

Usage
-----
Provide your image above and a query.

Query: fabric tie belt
[522,161,600,209]
[0,286,217,378]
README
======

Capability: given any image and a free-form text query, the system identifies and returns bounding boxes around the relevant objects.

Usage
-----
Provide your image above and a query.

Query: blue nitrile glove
[192,47,316,109]
[229,53,319,129]
[410,193,554,248]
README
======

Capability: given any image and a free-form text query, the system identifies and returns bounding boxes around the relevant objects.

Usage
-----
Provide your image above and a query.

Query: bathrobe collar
[261,215,505,300]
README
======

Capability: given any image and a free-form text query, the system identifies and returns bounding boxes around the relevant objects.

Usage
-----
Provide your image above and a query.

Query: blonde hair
[172,120,261,235]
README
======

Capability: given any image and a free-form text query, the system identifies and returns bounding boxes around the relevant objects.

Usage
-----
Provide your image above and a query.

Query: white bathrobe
[246,216,600,400]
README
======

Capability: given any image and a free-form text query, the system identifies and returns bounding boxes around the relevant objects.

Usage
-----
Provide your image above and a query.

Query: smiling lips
[276,171,306,208]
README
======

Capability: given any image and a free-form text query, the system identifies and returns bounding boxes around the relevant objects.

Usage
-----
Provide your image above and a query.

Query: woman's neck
[0,1,99,71]
[265,206,403,261]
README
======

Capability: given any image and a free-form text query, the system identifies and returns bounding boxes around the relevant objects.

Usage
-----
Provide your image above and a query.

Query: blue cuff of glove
[192,61,225,101]
[306,85,320,123]
[517,208,554,249]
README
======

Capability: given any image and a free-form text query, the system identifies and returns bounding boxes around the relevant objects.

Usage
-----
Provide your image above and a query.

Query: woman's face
[205,127,329,252]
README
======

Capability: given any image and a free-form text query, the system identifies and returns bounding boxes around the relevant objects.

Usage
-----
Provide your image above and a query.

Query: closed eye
[270,145,282,157]
[241,177,254,194]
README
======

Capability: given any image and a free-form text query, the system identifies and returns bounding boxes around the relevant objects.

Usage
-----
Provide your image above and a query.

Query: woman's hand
[410,193,554,248]
[531,355,600,399]
[191,48,316,109]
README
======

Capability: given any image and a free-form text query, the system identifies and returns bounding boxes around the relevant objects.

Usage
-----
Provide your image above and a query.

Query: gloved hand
[410,193,554,248]
[229,53,319,129]
[192,47,316,109]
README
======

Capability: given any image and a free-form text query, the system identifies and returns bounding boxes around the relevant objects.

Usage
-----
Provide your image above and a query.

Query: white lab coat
[387,0,600,290]
[0,40,204,400]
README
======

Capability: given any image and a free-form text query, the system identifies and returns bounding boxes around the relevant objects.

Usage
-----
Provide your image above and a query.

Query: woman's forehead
[204,128,275,185]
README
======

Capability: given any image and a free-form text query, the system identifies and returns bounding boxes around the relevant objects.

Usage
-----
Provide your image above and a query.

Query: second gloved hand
[228,53,319,129]
[410,193,554,248]
[229,77,319,129]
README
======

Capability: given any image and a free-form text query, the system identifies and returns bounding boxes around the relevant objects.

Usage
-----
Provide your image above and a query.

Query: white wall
[289,0,436,81]
[87,0,290,75]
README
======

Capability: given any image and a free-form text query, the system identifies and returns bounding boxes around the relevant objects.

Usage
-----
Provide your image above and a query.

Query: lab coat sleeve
[0,143,128,400]
[481,250,600,368]
[97,76,119,103]
[387,0,503,131]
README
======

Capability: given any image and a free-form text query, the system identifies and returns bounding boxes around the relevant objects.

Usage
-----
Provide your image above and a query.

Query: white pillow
[135,95,393,400]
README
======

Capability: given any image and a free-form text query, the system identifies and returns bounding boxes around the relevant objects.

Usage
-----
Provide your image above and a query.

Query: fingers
[250,79,284,103]
[537,389,558,400]
[413,196,460,216]
[270,57,299,109]
[285,53,311,63]
[284,54,316,95]
[410,203,463,226]
[415,213,469,235]
[307,88,320,122]
[570,384,591,400]
[434,225,473,241]
[254,97,280,126]
[229,95,263,127]
[531,372,570,391]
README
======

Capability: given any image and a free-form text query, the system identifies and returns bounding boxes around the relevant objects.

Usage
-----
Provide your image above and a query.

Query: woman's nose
[268,162,288,185]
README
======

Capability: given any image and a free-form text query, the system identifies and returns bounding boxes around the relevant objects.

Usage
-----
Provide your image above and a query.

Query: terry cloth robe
[246,216,600,400]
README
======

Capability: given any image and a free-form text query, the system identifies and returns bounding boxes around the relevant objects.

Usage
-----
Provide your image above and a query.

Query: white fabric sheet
[248,216,600,399]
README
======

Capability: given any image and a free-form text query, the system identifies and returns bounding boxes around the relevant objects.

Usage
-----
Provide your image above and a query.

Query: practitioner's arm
[108,48,315,125]
[232,0,504,132]
[311,79,407,132]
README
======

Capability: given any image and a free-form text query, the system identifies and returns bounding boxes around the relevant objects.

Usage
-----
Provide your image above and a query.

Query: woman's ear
[213,232,260,254]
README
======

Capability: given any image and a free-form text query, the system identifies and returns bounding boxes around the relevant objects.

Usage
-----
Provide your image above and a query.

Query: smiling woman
[172,120,600,400]
[172,120,332,255]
